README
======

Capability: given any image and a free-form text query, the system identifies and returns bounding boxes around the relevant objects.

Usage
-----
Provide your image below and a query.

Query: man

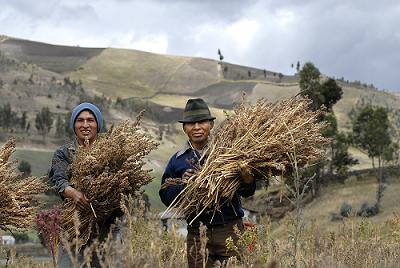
[49,102,119,267]
[159,98,256,267]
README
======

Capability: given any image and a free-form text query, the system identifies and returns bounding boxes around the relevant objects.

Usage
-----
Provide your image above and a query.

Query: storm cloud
[0,0,399,90]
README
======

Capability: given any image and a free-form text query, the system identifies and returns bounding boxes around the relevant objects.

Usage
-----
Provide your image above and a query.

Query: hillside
[0,36,103,73]
[1,35,400,209]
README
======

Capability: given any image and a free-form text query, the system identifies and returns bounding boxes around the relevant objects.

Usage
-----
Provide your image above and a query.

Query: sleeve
[159,155,185,207]
[236,178,257,198]
[48,147,71,199]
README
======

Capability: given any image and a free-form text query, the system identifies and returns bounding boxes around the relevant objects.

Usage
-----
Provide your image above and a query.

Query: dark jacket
[48,142,76,198]
[159,143,256,227]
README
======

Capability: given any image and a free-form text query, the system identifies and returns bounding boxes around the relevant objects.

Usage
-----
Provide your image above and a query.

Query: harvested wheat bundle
[165,98,329,224]
[0,139,47,230]
[62,116,158,245]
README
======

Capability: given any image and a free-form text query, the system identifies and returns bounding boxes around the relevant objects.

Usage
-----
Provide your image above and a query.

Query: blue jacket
[159,143,256,227]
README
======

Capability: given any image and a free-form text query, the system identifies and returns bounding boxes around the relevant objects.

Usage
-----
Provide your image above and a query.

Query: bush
[340,202,352,217]
[13,232,30,244]
[357,202,379,217]
[18,160,32,178]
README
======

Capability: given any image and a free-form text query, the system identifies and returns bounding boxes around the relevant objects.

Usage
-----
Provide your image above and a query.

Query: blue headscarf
[69,102,103,135]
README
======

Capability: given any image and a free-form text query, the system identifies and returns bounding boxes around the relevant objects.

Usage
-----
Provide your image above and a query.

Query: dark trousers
[186,218,244,268]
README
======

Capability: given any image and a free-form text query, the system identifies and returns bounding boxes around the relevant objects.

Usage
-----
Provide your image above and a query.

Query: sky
[1,0,400,91]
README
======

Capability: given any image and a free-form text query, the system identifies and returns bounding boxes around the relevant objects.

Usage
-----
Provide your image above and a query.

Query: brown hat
[178,98,216,123]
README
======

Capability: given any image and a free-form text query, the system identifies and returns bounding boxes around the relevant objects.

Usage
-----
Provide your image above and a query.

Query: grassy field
[300,176,400,231]
[13,148,54,176]
[348,146,373,170]
[250,83,299,102]
[68,48,219,99]
[143,176,165,211]
[334,84,400,131]
[248,172,400,240]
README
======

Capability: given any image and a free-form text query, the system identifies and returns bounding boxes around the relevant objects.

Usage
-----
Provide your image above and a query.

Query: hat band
[183,109,211,117]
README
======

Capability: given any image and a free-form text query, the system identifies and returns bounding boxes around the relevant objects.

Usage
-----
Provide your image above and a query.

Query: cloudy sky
[1,0,399,91]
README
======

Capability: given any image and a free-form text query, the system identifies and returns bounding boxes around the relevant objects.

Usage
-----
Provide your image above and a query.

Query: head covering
[69,102,103,134]
[178,98,216,123]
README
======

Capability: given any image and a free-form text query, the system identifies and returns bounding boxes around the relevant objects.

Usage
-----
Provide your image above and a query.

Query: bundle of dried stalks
[0,139,47,230]
[165,98,329,224]
[62,115,158,246]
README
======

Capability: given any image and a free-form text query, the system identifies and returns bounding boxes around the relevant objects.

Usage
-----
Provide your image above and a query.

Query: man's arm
[159,156,185,207]
[48,147,89,208]
[48,147,71,198]
[236,166,257,197]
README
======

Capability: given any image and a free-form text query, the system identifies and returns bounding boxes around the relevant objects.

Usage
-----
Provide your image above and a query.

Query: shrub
[340,202,352,217]
[18,160,32,178]
[357,202,379,217]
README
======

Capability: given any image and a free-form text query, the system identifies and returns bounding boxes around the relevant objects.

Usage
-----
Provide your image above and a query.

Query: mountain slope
[1,35,400,169]
[0,36,103,73]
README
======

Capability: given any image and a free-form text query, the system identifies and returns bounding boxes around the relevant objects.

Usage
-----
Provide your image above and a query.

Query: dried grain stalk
[165,98,329,224]
[62,115,158,246]
[0,139,47,230]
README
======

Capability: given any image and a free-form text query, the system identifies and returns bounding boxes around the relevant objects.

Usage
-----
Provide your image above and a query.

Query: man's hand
[62,186,90,209]
[182,169,195,180]
[240,165,255,184]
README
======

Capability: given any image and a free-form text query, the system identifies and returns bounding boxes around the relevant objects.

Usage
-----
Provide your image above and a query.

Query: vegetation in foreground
[1,194,400,268]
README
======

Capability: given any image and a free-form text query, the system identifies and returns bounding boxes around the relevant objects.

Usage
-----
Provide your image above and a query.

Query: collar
[176,141,209,159]
[176,142,191,158]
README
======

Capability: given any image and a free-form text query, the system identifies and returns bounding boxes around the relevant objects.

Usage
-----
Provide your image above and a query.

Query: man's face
[183,120,213,145]
[74,110,98,145]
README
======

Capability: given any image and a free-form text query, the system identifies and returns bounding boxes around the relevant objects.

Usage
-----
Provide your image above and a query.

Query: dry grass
[0,139,47,230]
[2,196,400,267]
[164,98,329,224]
[250,83,299,103]
[59,194,186,268]
[62,115,158,246]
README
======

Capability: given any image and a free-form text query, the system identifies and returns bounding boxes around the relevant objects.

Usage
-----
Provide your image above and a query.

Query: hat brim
[178,116,216,123]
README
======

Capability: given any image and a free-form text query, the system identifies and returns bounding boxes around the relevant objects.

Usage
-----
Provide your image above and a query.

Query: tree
[64,111,74,138]
[388,109,400,165]
[20,111,27,130]
[55,115,64,138]
[306,112,357,190]
[296,61,301,72]
[323,113,357,177]
[217,49,224,61]
[299,62,351,194]
[299,62,320,93]
[0,103,17,131]
[18,160,32,178]
[299,62,342,111]
[331,133,358,177]
[352,106,391,162]
[352,105,394,212]
[320,78,343,111]
[35,107,53,138]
